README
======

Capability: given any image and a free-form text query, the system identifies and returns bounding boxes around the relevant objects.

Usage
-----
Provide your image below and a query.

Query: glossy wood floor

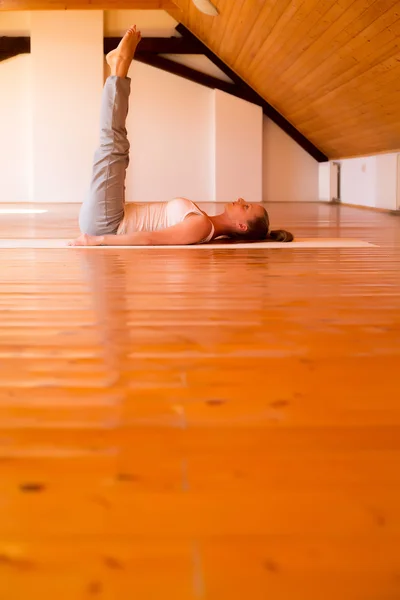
[1,202,400,600]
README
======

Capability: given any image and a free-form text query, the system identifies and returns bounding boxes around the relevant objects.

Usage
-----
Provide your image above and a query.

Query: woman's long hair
[230,207,294,242]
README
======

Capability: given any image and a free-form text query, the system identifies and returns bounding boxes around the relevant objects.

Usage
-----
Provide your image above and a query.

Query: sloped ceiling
[2,0,399,158]
[169,0,400,159]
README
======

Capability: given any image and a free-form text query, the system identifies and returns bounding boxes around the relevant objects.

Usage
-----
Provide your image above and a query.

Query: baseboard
[335,202,400,215]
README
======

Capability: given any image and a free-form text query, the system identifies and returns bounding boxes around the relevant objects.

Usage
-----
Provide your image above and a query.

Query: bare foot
[106,25,142,78]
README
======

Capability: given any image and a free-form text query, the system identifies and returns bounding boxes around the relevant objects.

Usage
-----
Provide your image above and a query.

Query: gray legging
[79,76,131,236]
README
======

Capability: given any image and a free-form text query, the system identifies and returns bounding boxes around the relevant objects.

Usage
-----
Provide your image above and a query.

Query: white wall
[0,55,31,203]
[318,162,339,202]
[213,90,262,203]
[397,155,400,210]
[104,9,177,37]
[30,11,103,203]
[263,117,319,202]
[376,154,398,210]
[124,60,214,202]
[1,9,321,205]
[340,157,376,208]
[326,153,399,210]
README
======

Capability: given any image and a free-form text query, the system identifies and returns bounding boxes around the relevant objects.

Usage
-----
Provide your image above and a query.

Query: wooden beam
[0,34,252,105]
[0,36,200,62]
[0,36,30,61]
[0,0,176,9]
[135,53,248,97]
[1,32,326,163]
[104,36,202,56]
[175,24,328,163]
[137,53,279,106]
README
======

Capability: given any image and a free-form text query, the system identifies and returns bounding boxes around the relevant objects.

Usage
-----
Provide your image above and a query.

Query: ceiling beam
[0,0,176,9]
[1,32,326,163]
[104,36,202,56]
[0,35,258,105]
[0,36,201,62]
[136,53,251,100]
[175,24,328,163]
[0,36,30,61]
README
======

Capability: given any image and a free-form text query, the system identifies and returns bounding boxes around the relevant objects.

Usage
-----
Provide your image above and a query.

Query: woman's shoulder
[169,197,199,209]
[167,197,204,217]
[167,199,213,242]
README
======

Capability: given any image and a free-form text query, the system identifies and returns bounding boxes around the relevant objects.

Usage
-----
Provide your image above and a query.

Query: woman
[70,26,293,247]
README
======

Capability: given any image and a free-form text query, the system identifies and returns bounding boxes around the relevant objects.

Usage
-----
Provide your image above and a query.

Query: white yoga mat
[0,238,377,249]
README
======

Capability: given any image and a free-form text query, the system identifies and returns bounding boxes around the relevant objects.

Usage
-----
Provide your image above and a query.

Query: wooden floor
[1,202,400,600]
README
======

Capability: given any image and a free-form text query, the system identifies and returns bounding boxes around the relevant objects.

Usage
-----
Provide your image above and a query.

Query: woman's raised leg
[79,26,141,236]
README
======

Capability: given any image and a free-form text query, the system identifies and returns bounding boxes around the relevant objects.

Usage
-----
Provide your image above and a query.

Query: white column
[212,89,262,203]
[30,11,103,203]
[397,155,400,210]
[375,153,398,210]
[0,55,31,202]
[318,162,338,202]
[124,61,214,203]
[263,117,318,203]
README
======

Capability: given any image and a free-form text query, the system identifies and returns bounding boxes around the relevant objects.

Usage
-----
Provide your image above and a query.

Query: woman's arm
[69,215,212,247]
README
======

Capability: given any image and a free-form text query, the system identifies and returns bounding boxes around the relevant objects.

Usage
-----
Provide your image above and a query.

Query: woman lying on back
[70,26,293,247]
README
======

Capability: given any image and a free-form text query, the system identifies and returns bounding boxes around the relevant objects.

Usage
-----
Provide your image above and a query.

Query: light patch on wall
[104,10,178,37]
[162,54,233,83]
[0,209,48,215]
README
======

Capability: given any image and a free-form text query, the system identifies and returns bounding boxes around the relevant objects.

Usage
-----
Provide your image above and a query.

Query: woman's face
[225,199,266,229]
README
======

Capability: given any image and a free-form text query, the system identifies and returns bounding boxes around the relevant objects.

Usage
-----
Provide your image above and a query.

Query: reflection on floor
[0,202,400,600]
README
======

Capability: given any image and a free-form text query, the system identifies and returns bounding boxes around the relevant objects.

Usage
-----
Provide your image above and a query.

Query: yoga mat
[0,238,377,249]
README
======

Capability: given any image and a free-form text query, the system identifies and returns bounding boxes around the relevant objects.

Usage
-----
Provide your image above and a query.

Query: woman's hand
[68,234,103,247]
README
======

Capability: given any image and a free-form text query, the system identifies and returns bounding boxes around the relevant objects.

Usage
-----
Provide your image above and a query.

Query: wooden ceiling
[1,0,399,158]
[169,0,400,159]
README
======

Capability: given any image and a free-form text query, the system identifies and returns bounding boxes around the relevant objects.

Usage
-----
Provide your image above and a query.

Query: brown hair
[230,207,294,243]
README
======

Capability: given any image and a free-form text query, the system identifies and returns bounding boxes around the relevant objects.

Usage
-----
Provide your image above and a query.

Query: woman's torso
[117,198,214,242]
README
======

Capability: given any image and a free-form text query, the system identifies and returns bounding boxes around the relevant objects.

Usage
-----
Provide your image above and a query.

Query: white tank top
[117,198,214,243]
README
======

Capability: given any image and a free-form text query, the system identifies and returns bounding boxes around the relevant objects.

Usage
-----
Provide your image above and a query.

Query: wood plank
[2,484,400,536]
[214,0,264,60]
[290,67,400,129]
[256,0,386,97]
[246,0,336,80]
[0,202,400,597]
[1,537,399,600]
[169,0,400,157]
[277,2,400,115]
[0,540,194,600]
